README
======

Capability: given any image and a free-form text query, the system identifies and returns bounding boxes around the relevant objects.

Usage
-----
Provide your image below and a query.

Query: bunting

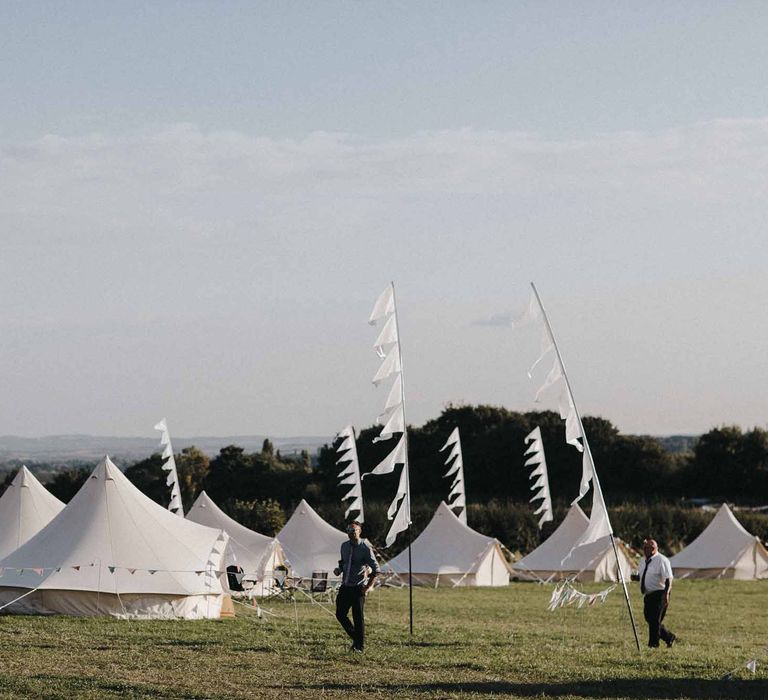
[335,425,364,522]
[365,283,410,547]
[547,580,615,611]
[0,564,236,576]
[440,427,467,524]
[523,427,553,528]
[721,658,758,680]
[154,418,184,517]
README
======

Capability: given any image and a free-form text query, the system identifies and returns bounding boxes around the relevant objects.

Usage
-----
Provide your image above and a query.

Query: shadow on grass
[300,679,768,699]
[0,673,202,700]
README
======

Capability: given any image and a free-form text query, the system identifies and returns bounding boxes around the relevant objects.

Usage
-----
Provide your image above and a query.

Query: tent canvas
[186,490,285,596]
[669,503,768,580]
[388,502,512,587]
[0,456,229,619]
[276,499,347,581]
[512,504,633,583]
[0,466,65,560]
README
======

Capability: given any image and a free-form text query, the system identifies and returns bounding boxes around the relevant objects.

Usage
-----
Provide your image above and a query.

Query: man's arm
[333,543,346,577]
[363,542,379,594]
[662,556,673,603]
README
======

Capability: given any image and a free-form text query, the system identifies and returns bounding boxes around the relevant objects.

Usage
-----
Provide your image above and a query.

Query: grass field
[0,581,766,699]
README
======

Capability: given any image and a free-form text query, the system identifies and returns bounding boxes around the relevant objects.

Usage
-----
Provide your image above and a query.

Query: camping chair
[264,564,299,602]
[226,565,245,593]
[308,571,336,603]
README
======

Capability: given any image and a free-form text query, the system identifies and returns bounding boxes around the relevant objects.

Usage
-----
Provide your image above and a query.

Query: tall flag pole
[523,427,553,529]
[363,282,413,634]
[154,419,184,517]
[335,425,364,523]
[440,427,467,524]
[524,283,640,651]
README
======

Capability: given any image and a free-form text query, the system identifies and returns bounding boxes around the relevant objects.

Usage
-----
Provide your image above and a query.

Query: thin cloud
[1,119,768,435]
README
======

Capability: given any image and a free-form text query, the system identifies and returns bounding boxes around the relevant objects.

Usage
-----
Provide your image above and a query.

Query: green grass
[0,581,766,699]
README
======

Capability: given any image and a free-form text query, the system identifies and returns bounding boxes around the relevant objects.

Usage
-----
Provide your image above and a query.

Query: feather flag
[154,419,184,516]
[365,283,411,548]
[440,427,467,524]
[523,427,553,528]
[335,425,364,522]
[520,286,614,562]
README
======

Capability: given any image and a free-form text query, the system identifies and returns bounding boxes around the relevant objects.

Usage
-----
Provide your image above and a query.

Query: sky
[1,2,767,439]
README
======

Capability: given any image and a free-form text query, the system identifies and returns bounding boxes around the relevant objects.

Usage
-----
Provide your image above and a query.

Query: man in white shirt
[638,538,677,648]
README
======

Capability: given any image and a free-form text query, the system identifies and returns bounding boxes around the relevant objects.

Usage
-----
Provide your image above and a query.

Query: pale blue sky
[1,2,767,438]
[4,2,768,140]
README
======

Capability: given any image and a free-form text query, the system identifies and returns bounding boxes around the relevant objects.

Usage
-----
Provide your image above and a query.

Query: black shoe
[665,634,677,648]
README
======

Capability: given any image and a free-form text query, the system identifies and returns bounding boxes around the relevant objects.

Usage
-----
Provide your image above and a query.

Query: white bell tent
[276,499,347,581]
[186,490,285,595]
[669,503,768,580]
[388,502,512,587]
[512,504,633,583]
[0,456,229,618]
[0,466,65,560]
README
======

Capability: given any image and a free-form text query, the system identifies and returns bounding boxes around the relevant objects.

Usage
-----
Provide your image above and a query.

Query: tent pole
[530,282,640,652]
[407,524,414,635]
[390,281,414,636]
[610,532,641,650]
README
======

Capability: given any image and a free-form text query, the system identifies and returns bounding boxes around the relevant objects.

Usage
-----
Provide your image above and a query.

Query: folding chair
[264,564,298,602]
[226,565,245,593]
[309,571,336,603]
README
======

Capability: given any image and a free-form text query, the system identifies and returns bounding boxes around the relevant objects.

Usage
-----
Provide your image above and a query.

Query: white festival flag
[154,418,184,517]
[383,375,403,411]
[515,290,555,377]
[372,345,402,387]
[367,283,411,547]
[374,404,405,443]
[523,426,553,528]
[373,314,399,358]
[567,470,612,554]
[335,425,364,523]
[440,427,467,524]
[368,284,395,325]
[364,435,406,477]
[385,492,410,547]
[387,465,408,519]
[520,286,614,560]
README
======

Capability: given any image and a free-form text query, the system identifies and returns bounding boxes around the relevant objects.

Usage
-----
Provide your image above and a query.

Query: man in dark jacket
[334,521,378,652]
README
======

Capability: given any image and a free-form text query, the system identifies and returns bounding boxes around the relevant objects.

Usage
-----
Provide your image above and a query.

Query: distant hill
[0,431,697,465]
[655,435,699,454]
[0,434,331,464]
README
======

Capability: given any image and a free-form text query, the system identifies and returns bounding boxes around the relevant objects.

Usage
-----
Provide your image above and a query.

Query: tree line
[1,405,766,552]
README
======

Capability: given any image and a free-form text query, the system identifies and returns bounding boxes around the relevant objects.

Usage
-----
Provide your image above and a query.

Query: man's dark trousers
[643,590,673,647]
[336,585,365,650]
